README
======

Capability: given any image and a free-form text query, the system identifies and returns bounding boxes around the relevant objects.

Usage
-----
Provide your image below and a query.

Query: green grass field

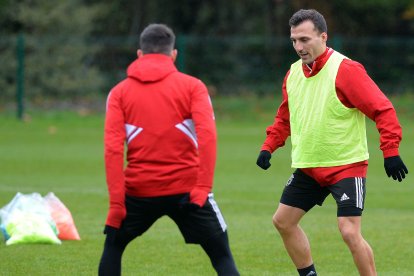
[0,95,413,275]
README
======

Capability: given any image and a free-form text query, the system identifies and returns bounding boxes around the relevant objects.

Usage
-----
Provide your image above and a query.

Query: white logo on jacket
[125,124,143,144]
[175,119,198,148]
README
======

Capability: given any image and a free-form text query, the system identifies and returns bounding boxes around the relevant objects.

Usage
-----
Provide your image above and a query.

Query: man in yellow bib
[256,9,408,276]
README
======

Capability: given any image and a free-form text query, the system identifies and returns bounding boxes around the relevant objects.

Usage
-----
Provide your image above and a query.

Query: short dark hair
[289,9,327,34]
[139,24,175,55]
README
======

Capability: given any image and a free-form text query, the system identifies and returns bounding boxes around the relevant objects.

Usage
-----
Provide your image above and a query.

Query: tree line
[0,0,413,104]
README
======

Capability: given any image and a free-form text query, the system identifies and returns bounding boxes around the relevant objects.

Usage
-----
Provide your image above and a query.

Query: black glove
[179,193,201,211]
[384,156,408,182]
[256,150,272,170]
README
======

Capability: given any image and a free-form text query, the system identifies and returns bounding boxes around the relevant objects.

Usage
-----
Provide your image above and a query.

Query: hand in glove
[256,150,272,170]
[384,155,408,182]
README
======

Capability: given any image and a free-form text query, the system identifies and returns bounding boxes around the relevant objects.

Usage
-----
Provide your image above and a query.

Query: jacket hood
[127,54,178,82]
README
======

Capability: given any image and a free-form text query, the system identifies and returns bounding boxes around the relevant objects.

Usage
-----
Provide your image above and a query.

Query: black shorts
[280,169,366,216]
[118,193,227,244]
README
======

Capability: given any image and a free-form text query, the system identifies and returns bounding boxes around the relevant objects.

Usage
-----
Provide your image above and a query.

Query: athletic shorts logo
[340,193,350,201]
[286,174,294,186]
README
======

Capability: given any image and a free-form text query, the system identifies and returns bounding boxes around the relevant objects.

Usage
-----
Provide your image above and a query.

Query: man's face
[290,20,327,64]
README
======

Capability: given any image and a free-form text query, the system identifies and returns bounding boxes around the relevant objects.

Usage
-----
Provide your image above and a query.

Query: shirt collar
[302,47,333,77]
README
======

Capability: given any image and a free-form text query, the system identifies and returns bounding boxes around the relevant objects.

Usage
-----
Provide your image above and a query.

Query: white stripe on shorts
[355,177,364,209]
[207,193,227,232]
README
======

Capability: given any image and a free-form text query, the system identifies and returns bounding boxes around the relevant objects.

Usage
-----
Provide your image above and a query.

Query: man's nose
[294,42,303,51]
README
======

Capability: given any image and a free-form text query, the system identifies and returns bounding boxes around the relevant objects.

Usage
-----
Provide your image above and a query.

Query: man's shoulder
[109,78,129,93]
[174,71,203,82]
[171,71,207,89]
[339,58,366,74]
[334,50,364,68]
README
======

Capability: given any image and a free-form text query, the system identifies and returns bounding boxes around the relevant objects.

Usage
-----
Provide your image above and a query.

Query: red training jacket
[261,48,402,186]
[104,54,216,228]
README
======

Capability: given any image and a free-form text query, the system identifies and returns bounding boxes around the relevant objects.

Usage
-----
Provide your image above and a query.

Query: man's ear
[321,32,328,43]
[171,49,178,62]
[137,49,144,58]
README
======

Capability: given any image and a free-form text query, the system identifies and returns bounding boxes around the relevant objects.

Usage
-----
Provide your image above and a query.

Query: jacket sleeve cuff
[261,145,273,153]
[189,188,210,207]
[383,148,399,158]
[105,205,126,229]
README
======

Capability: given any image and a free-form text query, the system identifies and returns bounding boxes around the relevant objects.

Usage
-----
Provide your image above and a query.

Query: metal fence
[1,34,413,105]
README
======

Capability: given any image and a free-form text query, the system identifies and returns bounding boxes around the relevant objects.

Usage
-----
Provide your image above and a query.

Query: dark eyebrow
[291,36,310,41]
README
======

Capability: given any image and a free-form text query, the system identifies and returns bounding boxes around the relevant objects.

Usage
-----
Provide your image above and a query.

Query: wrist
[261,146,273,153]
[383,148,399,158]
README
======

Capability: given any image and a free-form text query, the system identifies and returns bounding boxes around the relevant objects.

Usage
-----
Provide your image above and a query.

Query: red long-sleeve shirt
[104,54,216,228]
[261,48,402,186]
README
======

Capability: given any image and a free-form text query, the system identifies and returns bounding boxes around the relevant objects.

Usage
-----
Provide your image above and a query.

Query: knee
[272,213,290,233]
[339,225,361,249]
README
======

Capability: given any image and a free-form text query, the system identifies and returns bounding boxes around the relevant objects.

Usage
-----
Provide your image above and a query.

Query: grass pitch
[0,95,413,275]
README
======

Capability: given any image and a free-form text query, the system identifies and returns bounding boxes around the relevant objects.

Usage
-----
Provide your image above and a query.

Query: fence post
[331,35,343,52]
[16,33,25,120]
[176,35,186,72]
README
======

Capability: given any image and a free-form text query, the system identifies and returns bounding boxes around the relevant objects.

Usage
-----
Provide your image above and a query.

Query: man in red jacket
[256,9,408,276]
[99,24,239,276]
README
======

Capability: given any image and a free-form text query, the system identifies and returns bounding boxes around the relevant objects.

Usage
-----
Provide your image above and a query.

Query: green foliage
[0,96,413,275]
[0,36,16,102]
[89,0,414,36]
[330,0,413,35]
[15,1,96,35]
[0,0,106,101]
[0,0,413,104]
